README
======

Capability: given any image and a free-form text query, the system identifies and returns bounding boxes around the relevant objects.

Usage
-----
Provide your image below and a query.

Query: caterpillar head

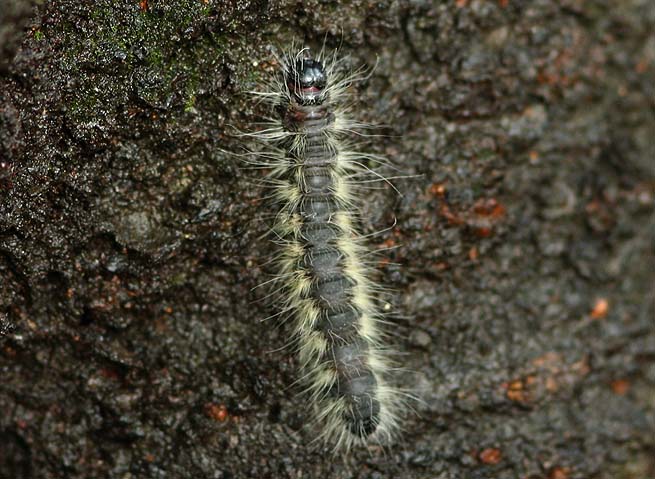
[285,56,327,106]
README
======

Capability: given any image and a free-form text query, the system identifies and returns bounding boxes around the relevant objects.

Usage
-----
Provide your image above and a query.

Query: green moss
[184,93,197,113]
[61,0,228,121]
[147,49,164,67]
[66,85,111,123]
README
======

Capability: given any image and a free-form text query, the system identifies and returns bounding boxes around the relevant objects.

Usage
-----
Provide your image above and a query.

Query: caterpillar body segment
[256,48,402,451]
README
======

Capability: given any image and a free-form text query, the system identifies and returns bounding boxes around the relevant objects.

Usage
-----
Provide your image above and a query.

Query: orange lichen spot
[505,379,528,403]
[611,379,630,395]
[506,379,523,390]
[585,198,600,214]
[529,150,539,162]
[429,182,447,197]
[434,261,450,272]
[546,375,559,392]
[537,71,555,85]
[506,384,527,402]
[437,194,506,238]
[635,59,649,74]
[549,466,571,479]
[472,198,506,219]
[504,373,542,404]
[571,357,590,377]
[163,306,173,314]
[470,198,506,237]
[439,204,465,226]
[144,453,155,463]
[382,238,396,249]
[205,403,229,422]
[590,298,609,319]
[468,246,479,261]
[507,355,590,404]
[475,227,492,238]
[479,448,502,464]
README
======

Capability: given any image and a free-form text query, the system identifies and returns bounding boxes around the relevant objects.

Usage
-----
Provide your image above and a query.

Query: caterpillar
[250,47,402,451]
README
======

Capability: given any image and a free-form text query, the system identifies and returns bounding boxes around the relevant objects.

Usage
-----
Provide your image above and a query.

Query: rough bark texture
[1,1,653,478]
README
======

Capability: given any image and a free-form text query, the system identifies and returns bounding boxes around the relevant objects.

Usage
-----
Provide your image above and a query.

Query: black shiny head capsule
[286,57,327,105]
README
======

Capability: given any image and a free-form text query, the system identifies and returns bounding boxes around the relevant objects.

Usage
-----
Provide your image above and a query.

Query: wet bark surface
[1,1,654,478]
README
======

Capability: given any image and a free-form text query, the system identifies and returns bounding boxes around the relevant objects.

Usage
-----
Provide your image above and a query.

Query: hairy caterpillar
[250,47,403,451]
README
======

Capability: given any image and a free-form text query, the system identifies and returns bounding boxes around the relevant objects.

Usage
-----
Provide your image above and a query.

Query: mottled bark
[1,1,653,478]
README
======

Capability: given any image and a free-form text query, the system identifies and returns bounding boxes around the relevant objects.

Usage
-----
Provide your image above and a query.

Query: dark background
[1,1,653,478]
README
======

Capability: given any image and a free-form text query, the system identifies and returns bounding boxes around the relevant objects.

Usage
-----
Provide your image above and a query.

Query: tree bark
[1,1,653,478]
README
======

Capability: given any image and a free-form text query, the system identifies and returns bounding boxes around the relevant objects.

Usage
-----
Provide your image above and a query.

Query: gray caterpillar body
[253,48,401,451]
